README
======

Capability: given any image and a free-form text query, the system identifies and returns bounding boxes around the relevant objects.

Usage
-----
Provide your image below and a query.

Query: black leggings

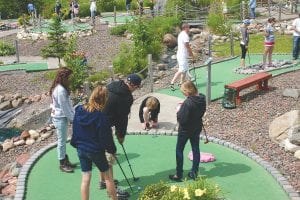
[240,44,247,59]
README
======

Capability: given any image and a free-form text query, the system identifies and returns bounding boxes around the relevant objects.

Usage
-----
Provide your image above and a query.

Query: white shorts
[177,59,189,72]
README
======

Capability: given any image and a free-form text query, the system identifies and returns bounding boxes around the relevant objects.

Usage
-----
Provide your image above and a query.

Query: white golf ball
[137,186,141,190]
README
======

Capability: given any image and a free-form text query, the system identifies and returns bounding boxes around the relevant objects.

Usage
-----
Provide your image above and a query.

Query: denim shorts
[77,149,109,172]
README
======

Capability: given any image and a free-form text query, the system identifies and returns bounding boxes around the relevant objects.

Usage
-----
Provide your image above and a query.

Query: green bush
[64,35,88,91]
[110,24,128,36]
[44,70,57,81]
[78,2,90,17]
[138,178,222,200]
[207,0,231,35]
[0,41,16,56]
[87,70,110,83]
[113,42,144,74]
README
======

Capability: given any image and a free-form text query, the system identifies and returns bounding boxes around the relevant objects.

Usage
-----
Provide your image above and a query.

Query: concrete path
[127,92,183,133]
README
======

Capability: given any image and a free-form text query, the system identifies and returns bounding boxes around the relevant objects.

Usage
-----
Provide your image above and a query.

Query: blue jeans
[52,117,68,160]
[250,8,255,19]
[77,149,109,172]
[176,132,200,178]
[293,36,300,59]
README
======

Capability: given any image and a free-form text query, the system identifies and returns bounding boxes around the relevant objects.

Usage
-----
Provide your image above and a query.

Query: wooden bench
[225,72,272,105]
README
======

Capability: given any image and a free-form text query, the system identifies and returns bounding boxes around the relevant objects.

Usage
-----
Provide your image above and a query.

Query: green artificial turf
[158,54,300,100]
[0,63,48,72]
[25,135,289,200]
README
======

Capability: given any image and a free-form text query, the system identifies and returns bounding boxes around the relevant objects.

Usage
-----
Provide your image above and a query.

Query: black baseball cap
[127,74,142,87]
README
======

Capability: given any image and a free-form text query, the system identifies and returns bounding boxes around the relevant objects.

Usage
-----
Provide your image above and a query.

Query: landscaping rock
[281,138,300,152]
[2,140,14,152]
[0,101,12,111]
[28,130,39,140]
[20,131,30,140]
[13,140,25,146]
[283,88,300,98]
[41,131,53,140]
[11,99,23,108]
[163,33,177,48]
[25,138,35,145]
[294,150,300,159]
[289,125,300,145]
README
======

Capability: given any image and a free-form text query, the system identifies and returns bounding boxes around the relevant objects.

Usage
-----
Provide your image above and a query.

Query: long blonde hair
[84,85,108,112]
[180,81,198,96]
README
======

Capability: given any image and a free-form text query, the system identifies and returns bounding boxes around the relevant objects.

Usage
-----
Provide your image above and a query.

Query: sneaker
[168,174,182,182]
[99,179,119,189]
[150,121,158,128]
[117,188,130,198]
[170,83,175,91]
[188,171,197,180]
[59,164,74,173]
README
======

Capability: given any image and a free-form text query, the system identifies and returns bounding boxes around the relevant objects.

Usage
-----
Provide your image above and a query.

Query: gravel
[0,22,299,193]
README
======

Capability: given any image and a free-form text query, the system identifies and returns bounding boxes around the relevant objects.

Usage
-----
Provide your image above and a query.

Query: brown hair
[49,67,73,96]
[180,80,198,96]
[145,97,158,110]
[84,85,108,112]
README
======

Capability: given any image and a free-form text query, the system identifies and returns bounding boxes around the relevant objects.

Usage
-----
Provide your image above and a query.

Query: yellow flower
[195,188,207,197]
[183,188,190,199]
[170,185,177,192]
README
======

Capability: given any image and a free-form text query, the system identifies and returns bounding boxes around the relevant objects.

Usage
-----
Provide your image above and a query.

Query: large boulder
[288,124,300,145]
[282,88,300,98]
[269,110,299,143]
[163,33,177,48]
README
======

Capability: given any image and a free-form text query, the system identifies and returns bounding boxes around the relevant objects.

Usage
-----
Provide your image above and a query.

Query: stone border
[15,132,300,200]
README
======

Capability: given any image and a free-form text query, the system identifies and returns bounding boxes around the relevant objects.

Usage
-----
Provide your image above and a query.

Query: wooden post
[206,35,212,105]
[268,0,271,17]
[279,3,281,21]
[230,31,234,57]
[148,54,153,92]
[15,40,20,63]
[114,6,117,25]
[175,5,178,18]
[242,1,245,20]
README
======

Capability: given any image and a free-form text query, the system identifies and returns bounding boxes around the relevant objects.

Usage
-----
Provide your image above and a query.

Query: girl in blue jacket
[71,86,118,200]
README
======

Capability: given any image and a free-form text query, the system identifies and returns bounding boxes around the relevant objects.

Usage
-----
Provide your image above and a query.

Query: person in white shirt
[170,23,194,91]
[90,0,97,20]
[292,14,300,60]
[50,67,76,173]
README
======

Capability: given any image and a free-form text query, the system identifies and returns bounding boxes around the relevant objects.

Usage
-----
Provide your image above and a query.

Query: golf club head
[204,139,209,144]
[133,177,140,181]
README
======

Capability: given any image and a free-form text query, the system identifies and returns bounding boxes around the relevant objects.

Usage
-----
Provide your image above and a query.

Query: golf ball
[137,186,141,190]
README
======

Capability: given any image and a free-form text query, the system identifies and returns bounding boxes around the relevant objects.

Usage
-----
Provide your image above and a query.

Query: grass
[213,33,293,57]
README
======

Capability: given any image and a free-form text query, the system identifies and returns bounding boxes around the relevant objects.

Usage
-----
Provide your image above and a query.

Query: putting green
[158,54,300,100]
[101,12,135,24]
[25,135,288,200]
[31,21,92,33]
[0,63,48,72]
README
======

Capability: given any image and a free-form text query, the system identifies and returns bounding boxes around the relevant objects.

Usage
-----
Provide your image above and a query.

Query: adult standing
[240,19,250,68]
[170,23,194,91]
[249,0,256,19]
[126,0,131,14]
[90,0,97,24]
[54,0,62,16]
[99,74,141,195]
[71,86,118,200]
[292,14,300,60]
[169,81,206,181]
[263,18,276,68]
[50,67,76,173]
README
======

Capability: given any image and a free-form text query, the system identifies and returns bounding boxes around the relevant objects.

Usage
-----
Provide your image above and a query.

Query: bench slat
[226,72,272,90]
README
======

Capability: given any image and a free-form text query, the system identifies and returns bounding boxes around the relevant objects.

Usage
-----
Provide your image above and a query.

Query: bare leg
[81,172,91,200]
[263,46,268,66]
[171,70,182,84]
[143,107,150,124]
[240,59,245,68]
[103,170,117,200]
[268,46,274,66]
[180,72,187,84]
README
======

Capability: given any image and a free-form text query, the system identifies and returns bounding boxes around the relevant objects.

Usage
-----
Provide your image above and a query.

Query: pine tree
[41,15,67,64]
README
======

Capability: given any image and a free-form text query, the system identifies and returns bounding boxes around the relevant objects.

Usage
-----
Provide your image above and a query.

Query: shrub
[87,70,110,83]
[78,2,90,17]
[0,41,16,56]
[110,24,128,36]
[139,178,222,200]
[207,0,231,35]
[44,70,57,81]
[64,35,88,91]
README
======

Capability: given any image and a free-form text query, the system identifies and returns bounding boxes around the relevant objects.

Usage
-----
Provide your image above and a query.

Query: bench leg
[257,81,263,90]
[263,80,269,90]
[236,91,241,105]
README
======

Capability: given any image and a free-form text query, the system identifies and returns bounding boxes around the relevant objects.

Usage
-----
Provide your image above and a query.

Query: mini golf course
[25,135,289,200]
[0,63,48,72]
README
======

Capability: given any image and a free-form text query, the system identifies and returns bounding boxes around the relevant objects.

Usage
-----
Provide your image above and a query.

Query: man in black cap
[99,74,141,197]
[103,73,141,144]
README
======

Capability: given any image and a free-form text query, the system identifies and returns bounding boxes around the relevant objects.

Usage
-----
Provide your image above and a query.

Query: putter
[114,155,133,193]
[202,124,209,144]
[121,144,139,181]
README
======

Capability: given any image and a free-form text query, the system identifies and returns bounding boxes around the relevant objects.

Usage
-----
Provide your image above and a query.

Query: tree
[41,15,67,64]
